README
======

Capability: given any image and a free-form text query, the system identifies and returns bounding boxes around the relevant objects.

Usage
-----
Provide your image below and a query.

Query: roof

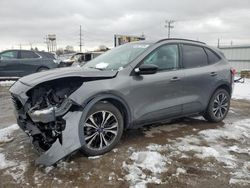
[129,38,206,46]
[156,38,206,45]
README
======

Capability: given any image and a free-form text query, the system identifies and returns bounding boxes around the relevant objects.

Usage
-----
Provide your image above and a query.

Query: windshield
[82,43,150,70]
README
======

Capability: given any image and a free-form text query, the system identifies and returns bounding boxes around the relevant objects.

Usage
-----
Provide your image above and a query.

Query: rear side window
[204,48,221,64]
[182,45,208,68]
[20,51,39,59]
[38,52,56,59]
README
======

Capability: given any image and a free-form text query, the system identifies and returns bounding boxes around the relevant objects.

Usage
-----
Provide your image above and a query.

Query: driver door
[0,50,19,77]
[128,44,185,125]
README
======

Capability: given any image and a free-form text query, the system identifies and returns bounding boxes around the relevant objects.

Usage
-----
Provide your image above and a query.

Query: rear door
[18,50,41,76]
[180,44,218,114]
[0,50,19,77]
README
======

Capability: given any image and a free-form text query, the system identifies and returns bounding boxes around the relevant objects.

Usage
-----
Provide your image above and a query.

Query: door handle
[170,77,180,81]
[210,72,217,76]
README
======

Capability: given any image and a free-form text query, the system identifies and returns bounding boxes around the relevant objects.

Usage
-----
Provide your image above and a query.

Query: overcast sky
[1,0,250,51]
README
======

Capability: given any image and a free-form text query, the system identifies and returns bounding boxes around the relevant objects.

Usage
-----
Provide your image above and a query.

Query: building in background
[219,45,250,72]
[114,34,145,47]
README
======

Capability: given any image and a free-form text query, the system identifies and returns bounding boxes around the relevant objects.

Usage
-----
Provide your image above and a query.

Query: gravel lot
[0,80,249,188]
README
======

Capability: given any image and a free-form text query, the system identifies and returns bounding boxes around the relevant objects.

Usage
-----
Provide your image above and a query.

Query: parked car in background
[9,38,234,166]
[59,52,103,67]
[0,49,59,79]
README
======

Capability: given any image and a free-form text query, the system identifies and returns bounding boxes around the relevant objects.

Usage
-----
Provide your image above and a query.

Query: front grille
[11,95,23,110]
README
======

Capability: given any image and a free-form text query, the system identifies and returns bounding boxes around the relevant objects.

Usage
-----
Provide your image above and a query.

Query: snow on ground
[171,119,250,185]
[88,155,102,159]
[123,119,250,187]
[232,78,250,100]
[0,153,16,169]
[0,80,16,87]
[123,151,167,187]
[0,124,19,144]
[0,124,27,183]
[4,161,28,184]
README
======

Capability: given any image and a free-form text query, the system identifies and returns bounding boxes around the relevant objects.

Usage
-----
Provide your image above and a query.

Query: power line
[165,20,175,38]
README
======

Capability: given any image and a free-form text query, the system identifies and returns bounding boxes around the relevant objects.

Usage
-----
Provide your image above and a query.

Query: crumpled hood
[19,67,118,87]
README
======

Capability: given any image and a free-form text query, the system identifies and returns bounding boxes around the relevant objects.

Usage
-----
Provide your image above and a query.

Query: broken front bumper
[9,81,88,166]
[35,111,84,166]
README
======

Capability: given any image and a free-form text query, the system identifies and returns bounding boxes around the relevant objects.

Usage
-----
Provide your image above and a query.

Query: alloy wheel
[212,93,229,119]
[84,111,119,150]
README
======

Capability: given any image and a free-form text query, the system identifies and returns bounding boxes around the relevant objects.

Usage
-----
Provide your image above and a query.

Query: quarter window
[20,51,39,59]
[0,51,18,60]
[204,48,221,64]
[182,45,208,68]
[142,44,179,70]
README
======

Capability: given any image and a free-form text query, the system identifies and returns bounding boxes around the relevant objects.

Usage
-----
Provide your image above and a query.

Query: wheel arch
[205,83,232,111]
[36,66,49,72]
[214,83,232,96]
[84,94,132,130]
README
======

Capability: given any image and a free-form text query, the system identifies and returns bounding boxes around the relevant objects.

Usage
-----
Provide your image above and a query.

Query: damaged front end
[10,78,86,166]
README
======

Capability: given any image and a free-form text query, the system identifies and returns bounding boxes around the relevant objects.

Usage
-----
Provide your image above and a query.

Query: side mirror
[135,64,158,75]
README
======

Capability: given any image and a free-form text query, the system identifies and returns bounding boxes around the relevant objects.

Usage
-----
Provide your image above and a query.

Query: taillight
[231,68,236,76]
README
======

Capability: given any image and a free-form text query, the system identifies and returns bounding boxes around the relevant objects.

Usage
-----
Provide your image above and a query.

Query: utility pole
[79,25,83,52]
[30,42,33,50]
[165,20,175,38]
[217,38,220,48]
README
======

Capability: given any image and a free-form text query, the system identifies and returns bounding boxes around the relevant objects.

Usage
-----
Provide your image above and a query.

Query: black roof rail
[156,38,206,45]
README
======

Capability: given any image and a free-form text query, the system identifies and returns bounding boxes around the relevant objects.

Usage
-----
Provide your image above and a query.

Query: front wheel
[37,67,49,72]
[204,89,230,122]
[80,101,124,156]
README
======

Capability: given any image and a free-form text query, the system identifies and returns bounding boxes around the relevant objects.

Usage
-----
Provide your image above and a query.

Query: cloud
[0,0,250,51]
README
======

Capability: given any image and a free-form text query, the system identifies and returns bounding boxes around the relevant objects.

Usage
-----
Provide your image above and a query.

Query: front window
[0,51,18,60]
[82,43,150,70]
[142,44,179,70]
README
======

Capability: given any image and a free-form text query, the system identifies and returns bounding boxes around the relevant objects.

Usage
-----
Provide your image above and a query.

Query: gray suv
[0,49,58,78]
[9,39,234,166]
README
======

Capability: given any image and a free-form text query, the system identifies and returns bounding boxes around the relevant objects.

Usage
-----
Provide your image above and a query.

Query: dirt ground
[0,85,249,188]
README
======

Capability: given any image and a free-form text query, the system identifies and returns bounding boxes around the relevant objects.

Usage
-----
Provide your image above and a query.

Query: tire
[203,89,230,122]
[80,101,124,156]
[37,67,49,72]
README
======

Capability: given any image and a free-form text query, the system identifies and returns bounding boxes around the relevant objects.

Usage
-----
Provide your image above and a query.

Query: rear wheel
[80,101,124,156]
[204,89,230,122]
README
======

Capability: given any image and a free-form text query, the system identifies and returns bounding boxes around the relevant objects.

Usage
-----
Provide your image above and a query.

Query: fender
[81,93,133,128]
[206,80,232,109]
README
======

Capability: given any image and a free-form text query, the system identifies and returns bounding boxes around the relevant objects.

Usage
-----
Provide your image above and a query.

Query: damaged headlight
[28,99,73,123]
